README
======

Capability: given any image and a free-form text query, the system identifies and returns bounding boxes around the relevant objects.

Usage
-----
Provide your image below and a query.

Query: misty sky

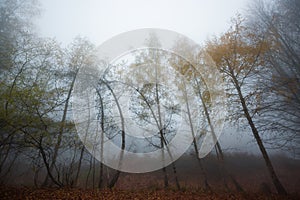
[36,0,251,46]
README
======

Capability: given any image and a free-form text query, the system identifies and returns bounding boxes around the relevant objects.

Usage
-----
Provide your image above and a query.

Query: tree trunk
[185,85,211,191]
[96,90,105,189]
[233,76,287,195]
[39,144,62,187]
[162,166,169,188]
[44,68,79,186]
[74,146,85,187]
[85,154,93,189]
[193,140,211,191]
[108,170,121,189]
[156,82,169,189]
[98,162,104,189]
[215,142,244,192]
[101,81,125,189]
[196,80,241,192]
[92,157,96,189]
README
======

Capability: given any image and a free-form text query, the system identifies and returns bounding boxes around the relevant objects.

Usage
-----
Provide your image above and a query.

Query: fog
[1,0,299,198]
[35,0,250,46]
[35,0,265,155]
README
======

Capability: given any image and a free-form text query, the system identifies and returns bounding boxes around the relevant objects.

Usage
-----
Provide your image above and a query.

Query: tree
[43,37,97,186]
[0,0,39,72]
[0,0,41,180]
[129,39,181,189]
[0,0,104,188]
[170,38,244,192]
[205,16,287,195]
[249,0,300,155]
[0,36,66,186]
[96,34,183,189]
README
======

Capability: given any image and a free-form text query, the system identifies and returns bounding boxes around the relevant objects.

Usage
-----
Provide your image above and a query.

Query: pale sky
[36,0,251,46]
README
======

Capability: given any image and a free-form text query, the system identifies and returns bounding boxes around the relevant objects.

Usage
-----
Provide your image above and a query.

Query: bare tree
[43,37,96,186]
[248,0,300,155]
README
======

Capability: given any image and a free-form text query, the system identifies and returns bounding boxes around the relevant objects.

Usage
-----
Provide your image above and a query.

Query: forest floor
[0,186,299,200]
[1,154,299,199]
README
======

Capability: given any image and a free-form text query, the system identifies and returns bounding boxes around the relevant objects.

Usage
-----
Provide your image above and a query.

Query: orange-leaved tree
[205,15,287,195]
